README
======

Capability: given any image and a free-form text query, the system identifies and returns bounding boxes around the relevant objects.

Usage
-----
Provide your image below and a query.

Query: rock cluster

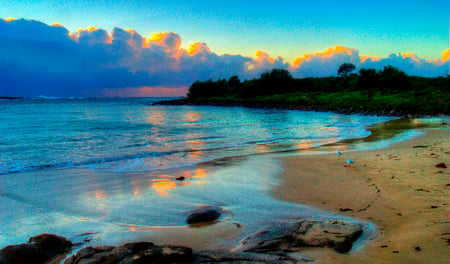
[64,242,193,264]
[65,244,310,264]
[0,233,72,264]
[0,219,364,263]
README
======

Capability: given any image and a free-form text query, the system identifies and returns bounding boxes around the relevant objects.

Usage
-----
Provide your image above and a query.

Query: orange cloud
[186,42,211,55]
[145,32,182,55]
[292,45,358,67]
[313,46,354,58]
[3,17,16,22]
[51,22,63,27]
[256,50,275,63]
[401,52,420,62]
[442,49,450,62]
[75,26,99,33]
[360,55,380,62]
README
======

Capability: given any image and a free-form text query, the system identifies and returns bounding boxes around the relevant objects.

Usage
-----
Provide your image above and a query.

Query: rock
[0,243,42,264]
[160,245,193,262]
[234,220,364,254]
[64,242,193,264]
[76,247,96,259]
[435,163,447,168]
[0,233,72,264]
[193,250,311,263]
[176,176,186,181]
[95,245,115,252]
[186,206,222,224]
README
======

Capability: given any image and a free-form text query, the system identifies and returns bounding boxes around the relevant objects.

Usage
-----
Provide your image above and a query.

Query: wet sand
[273,128,449,263]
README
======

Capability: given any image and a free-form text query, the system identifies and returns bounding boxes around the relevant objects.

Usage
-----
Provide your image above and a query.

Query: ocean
[0,97,408,249]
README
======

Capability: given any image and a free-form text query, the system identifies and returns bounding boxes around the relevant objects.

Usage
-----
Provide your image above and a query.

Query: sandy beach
[273,128,449,263]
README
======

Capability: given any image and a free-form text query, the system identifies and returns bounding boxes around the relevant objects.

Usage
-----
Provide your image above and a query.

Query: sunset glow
[0,0,447,97]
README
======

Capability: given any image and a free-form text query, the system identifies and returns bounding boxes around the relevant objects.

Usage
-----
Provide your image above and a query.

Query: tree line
[187,64,450,100]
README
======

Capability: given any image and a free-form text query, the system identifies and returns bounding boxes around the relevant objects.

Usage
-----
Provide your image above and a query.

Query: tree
[379,65,411,93]
[357,68,379,98]
[227,76,241,93]
[259,69,293,94]
[337,63,356,77]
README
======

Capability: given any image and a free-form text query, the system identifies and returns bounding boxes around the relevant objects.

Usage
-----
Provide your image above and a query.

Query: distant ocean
[0,97,395,175]
[0,97,402,249]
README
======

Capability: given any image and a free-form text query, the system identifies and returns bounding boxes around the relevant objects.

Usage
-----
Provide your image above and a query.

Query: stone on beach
[435,162,447,168]
[234,219,364,254]
[186,206,222,225]
[0,233,72,264]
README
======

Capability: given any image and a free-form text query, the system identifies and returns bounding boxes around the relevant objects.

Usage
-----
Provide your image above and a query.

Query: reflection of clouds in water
[152,181,177,197]
[0,155,375,250]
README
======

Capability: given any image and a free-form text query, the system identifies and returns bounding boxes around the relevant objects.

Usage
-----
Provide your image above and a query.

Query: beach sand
[272,128,449,263]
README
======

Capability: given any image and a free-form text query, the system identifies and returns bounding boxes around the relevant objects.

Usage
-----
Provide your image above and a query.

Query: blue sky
[1,0,447,62]
[0,1,448,96]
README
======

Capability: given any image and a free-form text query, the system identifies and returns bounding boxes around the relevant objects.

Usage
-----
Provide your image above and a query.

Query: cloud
[0,19,448,97]
[291,45,449,78]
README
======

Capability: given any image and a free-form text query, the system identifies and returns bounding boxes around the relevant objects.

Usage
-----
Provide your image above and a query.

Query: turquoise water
[0,97,394,175]
[0,97,398,249]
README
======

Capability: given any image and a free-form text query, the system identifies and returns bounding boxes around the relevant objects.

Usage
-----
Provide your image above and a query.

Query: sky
[0,0,449,97]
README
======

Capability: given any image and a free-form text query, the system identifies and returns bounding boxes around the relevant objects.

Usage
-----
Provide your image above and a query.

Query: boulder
[0,233,72,264]
[234,220,364,253]
[186,206,222,225]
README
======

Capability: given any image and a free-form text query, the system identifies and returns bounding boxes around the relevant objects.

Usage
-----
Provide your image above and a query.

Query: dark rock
[0,243,42,264]
[95,245,115,252]
[235,220,364,254]
[176,176,186,181]
[64,242,194,264]
[186,206,222,224]
[435,163,447,168]
[122,242,155,252]
[28,233,72,258]
[0,233,72,264]
[415,246,422,251]
[76,246,96,259]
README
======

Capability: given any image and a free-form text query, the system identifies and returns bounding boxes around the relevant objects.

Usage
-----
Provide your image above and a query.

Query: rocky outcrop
[0,233,72,264]
[64,242,193,264]
[65,245,311,264]
[234,219,364,253]
[0,219,365,263]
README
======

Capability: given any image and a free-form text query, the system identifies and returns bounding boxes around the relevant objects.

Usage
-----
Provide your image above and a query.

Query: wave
[0,146,232,175]
[0,136,337,175]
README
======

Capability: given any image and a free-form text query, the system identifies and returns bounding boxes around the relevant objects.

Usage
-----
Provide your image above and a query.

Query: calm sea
[0,97,400,249]
[0,97,394,175]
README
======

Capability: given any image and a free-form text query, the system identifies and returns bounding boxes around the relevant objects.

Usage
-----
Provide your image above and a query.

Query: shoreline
[272,128,449,263]
[152,98,449,117]
[1,118,448,263]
